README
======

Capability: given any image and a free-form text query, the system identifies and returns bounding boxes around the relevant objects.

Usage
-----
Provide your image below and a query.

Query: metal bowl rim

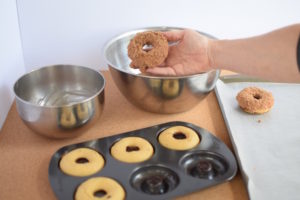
[103,26,219,79]
[13,64,106,109]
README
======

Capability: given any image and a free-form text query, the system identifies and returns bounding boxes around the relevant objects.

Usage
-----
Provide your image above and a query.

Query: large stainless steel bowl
[104,27,220,113]
[14,65,105,138]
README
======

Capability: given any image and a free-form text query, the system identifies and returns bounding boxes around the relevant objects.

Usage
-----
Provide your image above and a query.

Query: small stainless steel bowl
[104,27,220,113]
[14,65,105,138]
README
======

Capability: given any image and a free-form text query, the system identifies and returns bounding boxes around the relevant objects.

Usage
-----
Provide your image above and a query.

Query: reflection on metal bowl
[104,27,220,113]
[14,65,105,139]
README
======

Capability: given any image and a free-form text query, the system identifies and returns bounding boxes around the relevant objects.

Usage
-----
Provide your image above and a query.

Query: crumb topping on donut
[236,87,274,114]
[128,31,168,72]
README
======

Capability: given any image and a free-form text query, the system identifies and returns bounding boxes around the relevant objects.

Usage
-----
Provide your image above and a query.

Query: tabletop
[0,70,248,200]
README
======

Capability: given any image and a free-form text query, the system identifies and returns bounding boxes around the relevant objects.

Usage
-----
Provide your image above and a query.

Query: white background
[0,0,300,129]
[0,0,25,129]
[17,0,300,71]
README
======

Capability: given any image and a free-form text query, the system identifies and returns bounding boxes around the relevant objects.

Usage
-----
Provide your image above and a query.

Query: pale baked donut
[128,31,168,72]
[75,177,125,200]
[60,148,105,177]
[236,87,274,114]
[111,137,154,163]
[158,126,200,150]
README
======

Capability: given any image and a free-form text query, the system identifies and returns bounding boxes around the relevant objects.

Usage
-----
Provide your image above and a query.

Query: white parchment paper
[215,80,300,200]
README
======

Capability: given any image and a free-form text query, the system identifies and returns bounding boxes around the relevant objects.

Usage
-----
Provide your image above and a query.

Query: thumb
[162,30,184,42]
[146,66,177,76]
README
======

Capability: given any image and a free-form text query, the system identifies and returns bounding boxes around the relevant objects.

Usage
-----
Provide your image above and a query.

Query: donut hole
[141,175,169,195]
[130,165,179,195]
[93,189,107,198]
[253,93,262,100]
[142,43,153,52]
[180,151,229,180]
[126,145,140,152]
[173,132,187,140]
[75,157,89,164]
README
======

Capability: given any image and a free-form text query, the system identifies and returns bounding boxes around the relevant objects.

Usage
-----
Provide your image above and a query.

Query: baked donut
[158,126,200,150]
[111,137,154,163]
[128,31,168,72]
[59,148,105,177]
[236,87,274,114]
[75,177,125,200]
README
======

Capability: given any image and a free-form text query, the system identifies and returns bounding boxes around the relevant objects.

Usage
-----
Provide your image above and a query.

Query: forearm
[210,24,300,82]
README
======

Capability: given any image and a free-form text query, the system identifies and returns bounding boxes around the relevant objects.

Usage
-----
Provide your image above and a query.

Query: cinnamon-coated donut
[128,31,168,72]
[236,87,274,114]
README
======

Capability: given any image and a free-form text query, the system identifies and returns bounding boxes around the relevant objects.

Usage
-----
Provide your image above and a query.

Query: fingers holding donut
[146,66,177,76]
[162,30,184,42]
[147,29,213,76]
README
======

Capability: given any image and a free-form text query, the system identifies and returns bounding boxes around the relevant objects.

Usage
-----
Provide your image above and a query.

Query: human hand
[146,29,214,76]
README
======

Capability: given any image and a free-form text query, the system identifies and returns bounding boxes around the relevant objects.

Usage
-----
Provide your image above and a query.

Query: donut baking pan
[49,121,237,200]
